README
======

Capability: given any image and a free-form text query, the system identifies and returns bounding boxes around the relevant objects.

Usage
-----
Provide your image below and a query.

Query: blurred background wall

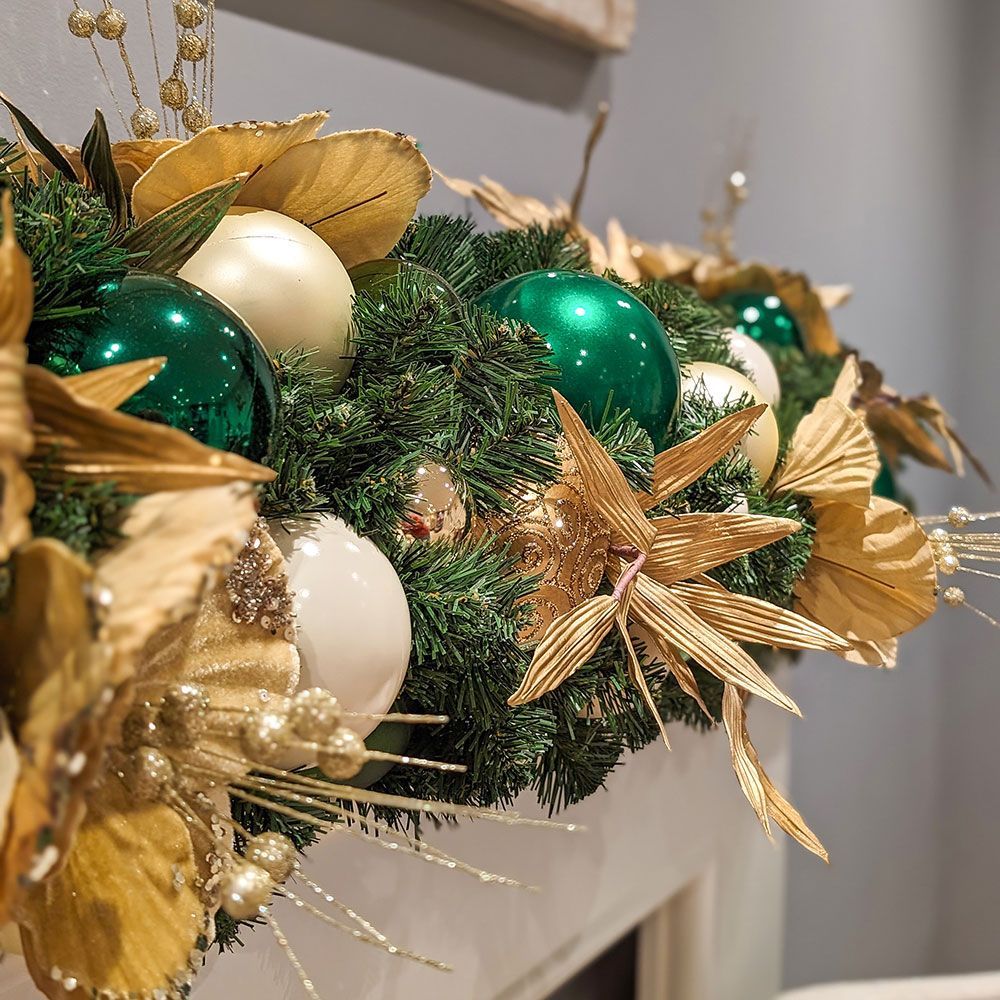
[3,0,997,989]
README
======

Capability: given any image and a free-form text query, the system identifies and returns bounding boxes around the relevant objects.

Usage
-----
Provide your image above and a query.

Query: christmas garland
[1,75,996,1000]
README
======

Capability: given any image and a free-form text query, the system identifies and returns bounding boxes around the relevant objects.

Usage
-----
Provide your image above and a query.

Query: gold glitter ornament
[130,105,160,140]
[220,862,273,920]
[160,74,189,111]
[241,706,293,761]
[290,687,342,744]
[122,746,174,801]
[245,833,297,883]
[182,101,211,133]
[943,585,966,607]
[177,30,207,61]
[174,0,208,28]
[318,727,367,780]
[159,683,210,747]
[481,476,610,644]
[67,8,97,37]
[95,6,127,39]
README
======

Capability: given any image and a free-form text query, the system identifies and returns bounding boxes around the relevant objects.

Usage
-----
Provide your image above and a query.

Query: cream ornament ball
[681,361,780,481]
[723,328,781,406]
[271,516,411,742]
[178,207,356,385]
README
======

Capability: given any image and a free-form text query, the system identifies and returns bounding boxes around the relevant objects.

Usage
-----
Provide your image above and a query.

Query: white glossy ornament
[681,361,780,481]
[723,328,781,406]
[271,516,411,743]
[405,461,466,542]
[179,207,355,385]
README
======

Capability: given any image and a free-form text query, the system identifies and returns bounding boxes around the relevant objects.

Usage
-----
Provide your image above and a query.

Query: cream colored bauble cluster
[723,329,781,406]
[179,207,356,385]
[681,361,780,481]
[271,516,411,742]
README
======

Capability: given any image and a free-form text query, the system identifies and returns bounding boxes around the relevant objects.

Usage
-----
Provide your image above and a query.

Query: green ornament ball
[873,453,898,501]
[342,721,412,789]
[476,270,680,448]
[28,271,278,461]
[349,258,461,313]
[719,290,803,349]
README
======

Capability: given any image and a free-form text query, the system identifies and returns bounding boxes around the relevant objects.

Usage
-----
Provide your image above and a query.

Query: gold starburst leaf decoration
[508,391,848,858]
[132,112,433,270]
[773,358,938,658]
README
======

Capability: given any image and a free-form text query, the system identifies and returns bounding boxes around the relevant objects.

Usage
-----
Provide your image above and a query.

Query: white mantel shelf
[0,699,791,1000]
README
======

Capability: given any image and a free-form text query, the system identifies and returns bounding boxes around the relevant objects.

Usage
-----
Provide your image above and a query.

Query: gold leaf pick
[25,366,274,491]
[722,685,770,836]
[830,353,862,405]
[0,188,35,560]
[436,171,558,230]
[508,596,618,706]
[63,358,167,410]
[794,498,938,642]
[632,575,801,715]
[671,579,850,652]
[644,512,800,586]
[646,404,767,509]
[844,636,898,669]
[616,594,670,747]
[770,395,879,506]
[553,390,655,552]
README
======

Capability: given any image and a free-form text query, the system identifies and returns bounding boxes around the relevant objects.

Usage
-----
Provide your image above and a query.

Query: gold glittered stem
[266,911,321,1000]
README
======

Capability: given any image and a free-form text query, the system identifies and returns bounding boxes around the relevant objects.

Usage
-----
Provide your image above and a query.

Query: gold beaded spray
[921,506,1000,629]
[64,0,216,139]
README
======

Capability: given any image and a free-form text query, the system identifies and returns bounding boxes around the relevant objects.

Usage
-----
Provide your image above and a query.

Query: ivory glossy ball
[272,516,411,741]
[179,207,356,385]
[681,362,779,481]
[723,329,781,406]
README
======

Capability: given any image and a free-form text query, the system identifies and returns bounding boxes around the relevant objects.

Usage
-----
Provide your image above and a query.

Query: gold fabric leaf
[0,189,35,560]
[630,622,712,719]
[771,397,879,506]
[632,575,800,715]
[830,354,861,406]
[816,284,853,311]
[644,512,800,586]
[0,712,18,861]
[19,778,211,1000]
[436,171,558,230]
[480,476,609,644]
[131,111,329,223]
[53,140,182,193]
[844,636,898,668]
[617,599,670,747]
[508,596,618,706]
[241,130,432,269]
[671,580,849,652]
[794,498,938,642]
[97,485,259,669]
[63,358,166,410]
[25,365,274,491]
[722,685,770,836]
[553,390,654,552]
[0,540,117,919]
[646,405,767,508]
[605,218,641,283]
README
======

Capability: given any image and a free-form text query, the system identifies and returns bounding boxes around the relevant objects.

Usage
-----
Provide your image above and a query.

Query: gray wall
[3,0,997,989]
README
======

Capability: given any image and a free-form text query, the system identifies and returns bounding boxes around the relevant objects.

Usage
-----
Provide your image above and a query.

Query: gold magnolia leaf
[508,596,618,706]
[25,365,273,491]
[0,189,35,560]
[96,485,259,667]
[437,171,558,230]
[671,579,849,652]
[630,622,712,719]
[131,111,329,223]
[816,284,852,311]
[19,778,211,1000]
[771,397,879,506]
[553,390,655,552]
[241,130,432,270]
[616,597,670,747]
[0,540,117,919]
[794,497,938,642]
[51,140,182,193]
[722,685,770,836]
[830,353,861,405]
[844,636,898,668]
[644,512,800,586]
[63,358,166,410]
[632,575,800,715]
[646,405,767,508]
[605,218,641,282]
[866,401,952,471]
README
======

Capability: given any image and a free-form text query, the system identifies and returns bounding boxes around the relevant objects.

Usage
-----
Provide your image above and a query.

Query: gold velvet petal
[770,396,878,506]
[508,596,618,706]
[648,405,768,508]
[240,130,432,269]
[25,365,274,491]
[794,498,938,642]
[632,575,800,715]
[671,580,850,652]
[19,778,211,1000]
[644,512,800,586]
[63,357,166,410]
[131,111,329,223]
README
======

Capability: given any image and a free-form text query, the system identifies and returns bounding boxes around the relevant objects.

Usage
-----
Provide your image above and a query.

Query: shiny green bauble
[719,290,803,349]
[873,454,898,501]
[342,721,412,789]
[28,271,278,461]
[476,270,681,449]
[349,258,461,314]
